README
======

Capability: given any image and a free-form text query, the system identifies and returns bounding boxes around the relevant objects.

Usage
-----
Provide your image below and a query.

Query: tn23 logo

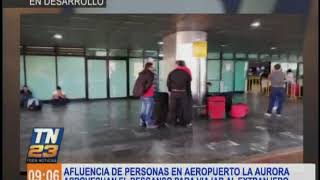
[27,128,64,163]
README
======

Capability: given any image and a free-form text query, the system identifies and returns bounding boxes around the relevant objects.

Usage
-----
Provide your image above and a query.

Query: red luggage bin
[230,103,249,118]
[290,84,300,96]
[208,96,226,120]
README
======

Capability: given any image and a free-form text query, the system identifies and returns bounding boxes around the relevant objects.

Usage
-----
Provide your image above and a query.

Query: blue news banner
[61,164,315,180]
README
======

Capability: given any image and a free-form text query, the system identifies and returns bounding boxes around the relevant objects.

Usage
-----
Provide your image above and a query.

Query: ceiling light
[53,34,63,39]
[270,47,277,50]
[158,41,164,45]
[220,44,227,47]
[250,21,261,28]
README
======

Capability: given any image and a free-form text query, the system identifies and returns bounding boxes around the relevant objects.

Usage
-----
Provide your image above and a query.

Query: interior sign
[29,0,107,7]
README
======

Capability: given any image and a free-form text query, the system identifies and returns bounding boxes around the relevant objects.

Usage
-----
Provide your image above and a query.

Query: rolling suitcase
[208,96,226,120]
[153,92,169,127]
[230,103,249,118]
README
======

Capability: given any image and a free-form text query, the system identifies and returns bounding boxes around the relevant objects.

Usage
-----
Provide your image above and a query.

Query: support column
[3,8,62,179]
[161,31,207,105]
[303,0,318,176]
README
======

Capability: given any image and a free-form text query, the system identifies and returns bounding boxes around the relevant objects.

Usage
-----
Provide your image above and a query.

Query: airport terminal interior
[20,14,305,170]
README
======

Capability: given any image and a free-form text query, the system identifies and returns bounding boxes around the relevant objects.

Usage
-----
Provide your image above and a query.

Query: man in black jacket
[167,60,192,127]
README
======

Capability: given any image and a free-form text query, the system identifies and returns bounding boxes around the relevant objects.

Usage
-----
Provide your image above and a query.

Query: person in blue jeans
[140,96,157,128]
[136,62,158,129]
[265,64,286,117]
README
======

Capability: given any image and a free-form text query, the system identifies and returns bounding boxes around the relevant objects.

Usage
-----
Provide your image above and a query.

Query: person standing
[167,60,192,127]
[286,69,296,96]
[265,64,286,117]
[133,62,158,129]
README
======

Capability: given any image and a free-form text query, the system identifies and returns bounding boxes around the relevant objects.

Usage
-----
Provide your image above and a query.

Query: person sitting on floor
[52,86,69,106]
[20,85,33,108]
[20,85,42,110]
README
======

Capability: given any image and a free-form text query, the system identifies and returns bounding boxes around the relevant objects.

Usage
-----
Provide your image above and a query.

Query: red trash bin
[208,96,226,120]
[230,103,249,118]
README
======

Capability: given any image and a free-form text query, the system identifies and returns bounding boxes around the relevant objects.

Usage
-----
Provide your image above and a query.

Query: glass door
[88,59,107,99]
[129,58,144,96]
[207,60,221,93]
[109,60,127,98]
[221,61,234,92]
[234,61,248,91]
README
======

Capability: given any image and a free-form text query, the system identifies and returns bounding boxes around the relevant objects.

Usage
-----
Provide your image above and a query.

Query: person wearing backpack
[133,62,158,129]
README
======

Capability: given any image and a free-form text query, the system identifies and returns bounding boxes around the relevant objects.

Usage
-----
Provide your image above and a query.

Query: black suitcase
[153,92,169,127]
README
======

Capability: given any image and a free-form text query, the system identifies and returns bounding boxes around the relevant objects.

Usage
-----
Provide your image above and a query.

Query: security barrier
[247,76,261,93]
[286,83,303,100]
[261,79,271,96]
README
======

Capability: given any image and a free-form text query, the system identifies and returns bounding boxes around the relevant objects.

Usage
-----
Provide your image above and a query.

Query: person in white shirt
[51,86,69,106]
[285,69,296,96]
[286,69,296,84]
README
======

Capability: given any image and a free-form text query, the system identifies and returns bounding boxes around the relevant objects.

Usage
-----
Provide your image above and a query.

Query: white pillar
[160,31,208,105]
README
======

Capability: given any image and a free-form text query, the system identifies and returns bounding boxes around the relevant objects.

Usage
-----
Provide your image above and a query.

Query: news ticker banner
[27,163,316,180]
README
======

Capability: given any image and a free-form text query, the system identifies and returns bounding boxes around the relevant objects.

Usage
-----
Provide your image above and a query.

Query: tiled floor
[20,94,303,171]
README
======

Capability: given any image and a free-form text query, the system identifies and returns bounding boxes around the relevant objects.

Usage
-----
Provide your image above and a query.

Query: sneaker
[146,124,159,129]
[186,123,193,128]
[264,113,272,117]
[139,120,146,127]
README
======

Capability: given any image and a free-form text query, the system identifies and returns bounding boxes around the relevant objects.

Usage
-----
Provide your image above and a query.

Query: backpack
[132,75,146,97]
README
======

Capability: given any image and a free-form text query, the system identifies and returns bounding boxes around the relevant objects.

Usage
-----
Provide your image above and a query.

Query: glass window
[207,52,220,59]
[222,53,233,59]
[298,63,303,77]
[280,54,288,61]
[144,50,158,57]
[289,54,298,62]
[109,49,128,57]
[158,51,164,58]
[88,60,107,99]
[234,61,248,91]
[57,56,86,99]
[86,48,107,57]
[248,53,258,59]
[129,50,143,57]
[272,54,280,61]
[207,60,221,93]
[129,58,144,96]
[271,62,297,73]
[207,60,220,80]
[260,54,270,59]
[221,61,234,92]
[158,60,167,92]
[298,55,303,62]
[25,55,56,100]
[109,60,127,97]
[235,53,246,59]
[20,56,25,87]
[287,63,298,73]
